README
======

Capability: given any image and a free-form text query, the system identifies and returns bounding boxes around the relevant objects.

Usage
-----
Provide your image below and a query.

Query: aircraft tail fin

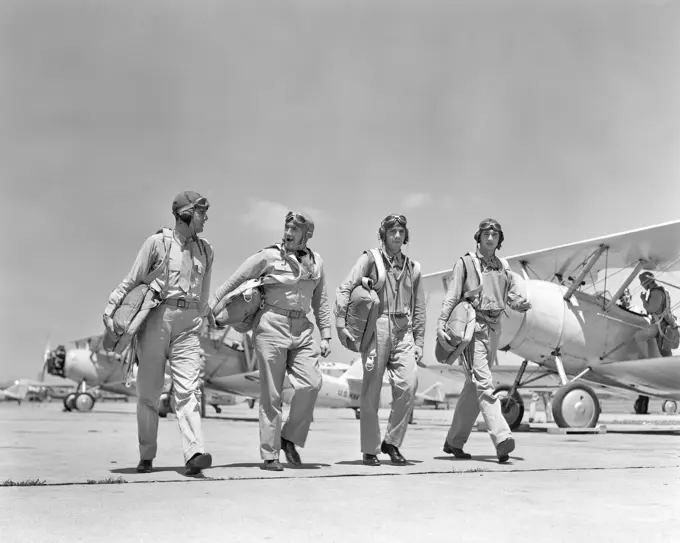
[420,382,446,403]
[343,357,364,382]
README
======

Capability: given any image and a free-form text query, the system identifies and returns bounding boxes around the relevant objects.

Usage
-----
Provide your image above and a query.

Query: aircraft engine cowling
[498,273,609,373]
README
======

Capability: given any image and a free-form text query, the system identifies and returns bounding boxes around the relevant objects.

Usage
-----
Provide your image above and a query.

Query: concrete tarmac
[1,402,679,542]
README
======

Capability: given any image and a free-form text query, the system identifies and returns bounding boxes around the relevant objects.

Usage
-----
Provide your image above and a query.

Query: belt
[263,303,306,319]
[382,311,408,317]
[163,298,200,310]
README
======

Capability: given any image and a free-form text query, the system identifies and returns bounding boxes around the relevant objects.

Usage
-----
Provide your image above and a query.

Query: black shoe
[496,438,515,463]
[281,437,302,466]
[136,459,153,473]
[184,452,212,476]
[380,441,407,465]
[362,454,380,466]
[263,459,284,472]
[443,441,472,459]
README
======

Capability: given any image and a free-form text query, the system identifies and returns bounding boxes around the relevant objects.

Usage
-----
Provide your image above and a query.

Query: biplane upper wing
[591,356,680,400]
[423,219,680,292]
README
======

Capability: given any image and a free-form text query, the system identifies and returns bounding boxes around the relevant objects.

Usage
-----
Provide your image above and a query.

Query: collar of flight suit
[382,249,404,269]
[475,248,502,271]
[173,228,194,248]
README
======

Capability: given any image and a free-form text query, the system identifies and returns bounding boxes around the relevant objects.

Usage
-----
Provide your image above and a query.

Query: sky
[1,0,680,380]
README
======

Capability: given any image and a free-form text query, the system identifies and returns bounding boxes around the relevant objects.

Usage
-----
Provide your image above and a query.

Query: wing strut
[564,245,607,300]
[605,260,647,311]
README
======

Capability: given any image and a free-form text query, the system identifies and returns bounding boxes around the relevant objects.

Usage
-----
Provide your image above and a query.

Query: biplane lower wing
[592,357,680,400]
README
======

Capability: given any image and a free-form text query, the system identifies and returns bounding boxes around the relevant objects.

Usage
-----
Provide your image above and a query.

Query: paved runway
[1,402,679,542]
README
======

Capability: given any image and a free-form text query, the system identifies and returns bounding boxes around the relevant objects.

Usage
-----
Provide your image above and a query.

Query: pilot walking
[105,191,215,476]
[335,214,426,466]
[210,211,331,471]
[437,219,531,463]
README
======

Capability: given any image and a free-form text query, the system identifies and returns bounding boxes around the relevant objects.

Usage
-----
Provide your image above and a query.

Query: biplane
[41,324,258,415]
[422,219,680,429]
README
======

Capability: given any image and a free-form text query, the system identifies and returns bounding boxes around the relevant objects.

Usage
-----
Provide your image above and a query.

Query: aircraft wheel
[354,408,361,420]
[552,383,600,428]
[662,400,677,415]
[213,405,222,414]
[247,398,256,409]
[75,392,96,412]
[159,393,172,418]
[63,392,77,412]
[494,386,524,430]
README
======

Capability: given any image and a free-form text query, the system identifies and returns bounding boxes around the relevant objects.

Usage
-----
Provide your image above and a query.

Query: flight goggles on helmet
[286,211,309,224]
[478,219,502,233]
[381,214,408,227]
[192,197,209,210]
[175,196,209,215]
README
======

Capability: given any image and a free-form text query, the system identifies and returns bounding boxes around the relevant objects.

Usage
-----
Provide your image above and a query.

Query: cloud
[401,192,433,209]
[241,199,326,232]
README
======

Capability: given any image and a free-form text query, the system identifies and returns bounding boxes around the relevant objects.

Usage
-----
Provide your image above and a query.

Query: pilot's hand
[414,345,426,367]
[437,328,451,345]
[517,300,532,312]
[337,327,356,347]
[320,339,331,358]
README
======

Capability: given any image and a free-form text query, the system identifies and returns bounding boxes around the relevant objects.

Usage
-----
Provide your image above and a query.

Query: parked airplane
[209,357,448,419]
[423,220,680,429]
[0,379,51,404]
[42,324,256,414]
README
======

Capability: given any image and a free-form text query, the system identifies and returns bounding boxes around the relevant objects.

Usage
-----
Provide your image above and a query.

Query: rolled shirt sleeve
[312,262,332,340]
[199,243,214,317]
[209,252,268,312]
[105,236,159,315]
[411,267,427,347]
[506,269,529,311]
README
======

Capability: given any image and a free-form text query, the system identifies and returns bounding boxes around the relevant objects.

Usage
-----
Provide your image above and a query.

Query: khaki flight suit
[211,244,331,460]
[335,250,426,455]
[438,251,527,451]
[108,229,213,463]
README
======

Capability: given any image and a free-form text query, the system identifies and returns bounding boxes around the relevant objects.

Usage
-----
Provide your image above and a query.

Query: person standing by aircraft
[437,218,531,463]
[104,191,215,476]
[634,272,674,359]
[334,214,426,466]
[210,211,331,471]
[633,271,677,414]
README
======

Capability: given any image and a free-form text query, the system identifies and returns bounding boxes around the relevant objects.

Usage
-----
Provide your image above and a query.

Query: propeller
[38,335,51,382]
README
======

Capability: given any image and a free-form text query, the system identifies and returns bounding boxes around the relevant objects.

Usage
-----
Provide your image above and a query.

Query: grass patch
[86,477,128,485]
[1,478,47,487]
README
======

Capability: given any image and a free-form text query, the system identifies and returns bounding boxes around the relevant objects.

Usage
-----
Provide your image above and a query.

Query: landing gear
[63,392,77,411]
[159,392,173,418]
[552,382,600,428]
[247,398,256,409]
[74,392,96,412]
[353,408,361,420]
[495,386,525,430]
[634,395,650,415]
[662,400,677,415]
[212,405,222,414]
